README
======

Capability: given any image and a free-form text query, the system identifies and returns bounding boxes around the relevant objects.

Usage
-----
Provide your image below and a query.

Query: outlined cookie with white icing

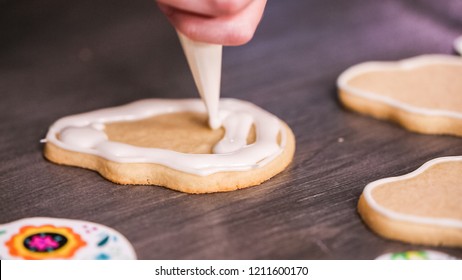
[358,156,462,247]
[43,98,295,194]
[337,55,462,136]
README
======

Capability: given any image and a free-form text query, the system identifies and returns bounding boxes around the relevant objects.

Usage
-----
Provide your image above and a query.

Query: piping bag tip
[177,31,223,130]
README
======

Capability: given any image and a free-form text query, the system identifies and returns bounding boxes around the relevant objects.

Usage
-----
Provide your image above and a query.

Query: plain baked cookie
[337,54,462,136]
[358,156,462,248]
[43,99,295,194]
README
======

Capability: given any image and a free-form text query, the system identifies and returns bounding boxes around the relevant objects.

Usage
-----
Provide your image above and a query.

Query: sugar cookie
[337,55,462,136]
[43,98,295,193]
[0,217,136,260]
[358,156,462,247]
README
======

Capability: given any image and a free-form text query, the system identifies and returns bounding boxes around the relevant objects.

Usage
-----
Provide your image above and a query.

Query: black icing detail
[23,232,68,253]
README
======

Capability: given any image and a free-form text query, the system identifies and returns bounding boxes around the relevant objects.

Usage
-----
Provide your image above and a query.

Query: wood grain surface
[1,0,461,259]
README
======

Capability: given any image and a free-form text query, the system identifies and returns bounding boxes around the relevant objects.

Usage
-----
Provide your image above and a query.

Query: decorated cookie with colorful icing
[43,99,295,194]
[337,54,462,136]
[358,156,462,247]
[376,250,456,260]
[0,217,136,259]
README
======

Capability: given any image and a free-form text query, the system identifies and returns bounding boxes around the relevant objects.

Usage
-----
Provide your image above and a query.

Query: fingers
[157,0,254,17]
[158,0,267,46]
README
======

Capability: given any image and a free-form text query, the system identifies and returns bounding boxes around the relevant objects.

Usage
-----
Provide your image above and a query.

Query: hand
[157,0,267,46]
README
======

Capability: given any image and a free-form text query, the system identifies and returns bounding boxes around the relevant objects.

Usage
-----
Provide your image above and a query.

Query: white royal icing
[455,36,462,56]
[178,32,223,129]
[363,156,462,229]
[45,98,286,176]
[337,54,462,119]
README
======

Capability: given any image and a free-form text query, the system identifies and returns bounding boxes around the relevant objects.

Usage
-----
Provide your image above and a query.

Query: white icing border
[455,36,462,56]
[337,54,462,119]
[45,98,286,176]
[363,156,462,229]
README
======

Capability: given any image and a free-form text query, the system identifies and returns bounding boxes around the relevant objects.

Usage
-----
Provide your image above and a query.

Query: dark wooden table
[1,0,461,259]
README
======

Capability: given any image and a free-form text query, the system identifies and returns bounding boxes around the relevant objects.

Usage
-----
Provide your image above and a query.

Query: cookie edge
[44,122,295,194]
[358,195,462,247]
[337,54,462,136]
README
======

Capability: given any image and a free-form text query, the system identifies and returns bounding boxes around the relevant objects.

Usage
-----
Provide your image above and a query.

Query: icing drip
[178,32,222,130]
[213,112,253,154]
[46,98,286,176]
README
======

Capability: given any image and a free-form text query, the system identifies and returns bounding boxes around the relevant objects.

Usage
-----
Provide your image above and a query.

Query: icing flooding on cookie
[363,156,462,229]
[337,55,462,119]
[45,34,287,177]
[455,36,462,56]
[45,99,286,176]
